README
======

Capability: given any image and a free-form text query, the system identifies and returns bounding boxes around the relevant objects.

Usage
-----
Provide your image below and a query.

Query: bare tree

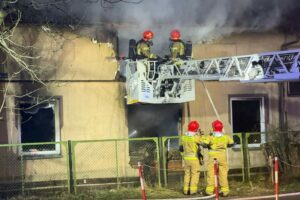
[0,0,135,114]
[0,0,57,115]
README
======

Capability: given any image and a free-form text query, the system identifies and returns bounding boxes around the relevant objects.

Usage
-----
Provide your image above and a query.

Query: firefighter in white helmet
[201,120,234,197]
[179,120,202,195]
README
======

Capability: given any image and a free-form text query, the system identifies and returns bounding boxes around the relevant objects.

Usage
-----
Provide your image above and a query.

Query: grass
[7,176,300,200]
[226,176,300,198]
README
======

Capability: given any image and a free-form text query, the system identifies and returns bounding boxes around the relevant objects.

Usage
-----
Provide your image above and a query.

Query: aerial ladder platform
[121,48,300,104]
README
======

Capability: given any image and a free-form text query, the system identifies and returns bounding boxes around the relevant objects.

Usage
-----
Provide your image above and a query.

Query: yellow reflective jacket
[180,132,201,160]
[136,40,157,59]
[0,10,8,25]
[170,40,185,59]
[200,132,234,154]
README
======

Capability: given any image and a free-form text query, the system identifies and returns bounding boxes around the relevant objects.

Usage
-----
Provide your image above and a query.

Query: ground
[7,177,300,200]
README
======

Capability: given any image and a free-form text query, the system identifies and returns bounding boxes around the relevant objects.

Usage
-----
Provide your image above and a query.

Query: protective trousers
[183,159,200,194]
[205,151,229,196]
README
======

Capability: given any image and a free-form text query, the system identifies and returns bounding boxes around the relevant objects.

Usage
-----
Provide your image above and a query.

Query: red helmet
[170,29,181,40]
[212,120,223,132]
[143,30,154,41]
[188,120,199,132]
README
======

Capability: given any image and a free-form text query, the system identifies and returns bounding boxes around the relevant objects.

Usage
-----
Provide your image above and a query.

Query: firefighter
[0,1,8,26]
[0,9,7,25]
[179,120,202,195]
[169,29,186,59]
[202,120,234,197]
[136,30,157,59]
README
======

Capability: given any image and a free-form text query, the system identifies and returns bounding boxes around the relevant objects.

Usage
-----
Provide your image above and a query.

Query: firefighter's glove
[227,143,235,148]
[198,130,204,136]
[179,145,184,153]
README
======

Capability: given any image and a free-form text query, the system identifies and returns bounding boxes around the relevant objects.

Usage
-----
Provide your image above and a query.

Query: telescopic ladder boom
[124,49,300,104]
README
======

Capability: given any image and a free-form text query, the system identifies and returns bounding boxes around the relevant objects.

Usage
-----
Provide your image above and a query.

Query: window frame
[229,96,266,148]
[18,97,62,157]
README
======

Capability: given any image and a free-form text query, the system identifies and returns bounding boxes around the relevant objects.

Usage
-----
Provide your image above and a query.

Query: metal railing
[0,131,299,197]
[70,138,160,194]
[160,132,271,186]
[0,141,69,197]
[0,138,160,197]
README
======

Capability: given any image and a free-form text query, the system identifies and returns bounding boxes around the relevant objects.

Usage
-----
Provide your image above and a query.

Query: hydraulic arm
[123,49,300,104]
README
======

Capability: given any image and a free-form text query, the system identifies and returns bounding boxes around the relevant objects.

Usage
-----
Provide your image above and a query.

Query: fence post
[155,138,161,187]
[274,156,279,200]
[67,140,75,194]
[268,155,274,184]
[241,132,250,182]
[20,145,24,196]
[115,140,120,189]
[214,158,219,200]
[161,137,168,187]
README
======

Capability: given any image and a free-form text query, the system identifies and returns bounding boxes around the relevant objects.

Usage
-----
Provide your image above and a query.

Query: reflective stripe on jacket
[181,132,201,160]
[136,40,156,59]
[200,133,234,154]
[170,40,185,59]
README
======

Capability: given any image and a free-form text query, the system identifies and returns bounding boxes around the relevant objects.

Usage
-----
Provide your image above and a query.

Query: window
[127,104,182,138]
[288,81,300,96]
[230,97,266,148]
[18,98,61,157]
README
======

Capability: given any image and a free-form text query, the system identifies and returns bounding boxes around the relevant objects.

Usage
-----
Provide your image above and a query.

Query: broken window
[127,104,182,138]
[19,98,61,157]
[288,81,300,96]
[230,97,266,148]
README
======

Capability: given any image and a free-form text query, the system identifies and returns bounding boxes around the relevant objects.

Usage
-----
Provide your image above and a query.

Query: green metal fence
[160,133,271,186]
[1,132,298,197]
[161,136,181,187]
[0,141,69,198]
[0,137,160,197]
[70,137,160,193]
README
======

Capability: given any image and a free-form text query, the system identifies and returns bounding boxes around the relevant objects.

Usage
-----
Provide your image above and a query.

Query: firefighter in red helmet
[179,120,202,195]
[136,30,157,59]
[169,29,186,59]
[201,120,234,197]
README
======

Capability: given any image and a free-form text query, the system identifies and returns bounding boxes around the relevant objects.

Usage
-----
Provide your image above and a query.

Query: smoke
[19,0,300,54]
[127,104,182,138]
[70,0,298,55]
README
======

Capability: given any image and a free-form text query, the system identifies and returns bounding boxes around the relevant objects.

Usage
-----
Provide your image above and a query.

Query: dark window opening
[127,104,182,171]
[20,103,56,152]
[127,104,182,138]
[288,81,300,96]
[232,100,261,133]
[231,99,263,146]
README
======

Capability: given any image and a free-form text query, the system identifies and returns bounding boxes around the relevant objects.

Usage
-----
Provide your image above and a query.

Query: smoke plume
[67,0,300,55]
[18,0,300,54]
